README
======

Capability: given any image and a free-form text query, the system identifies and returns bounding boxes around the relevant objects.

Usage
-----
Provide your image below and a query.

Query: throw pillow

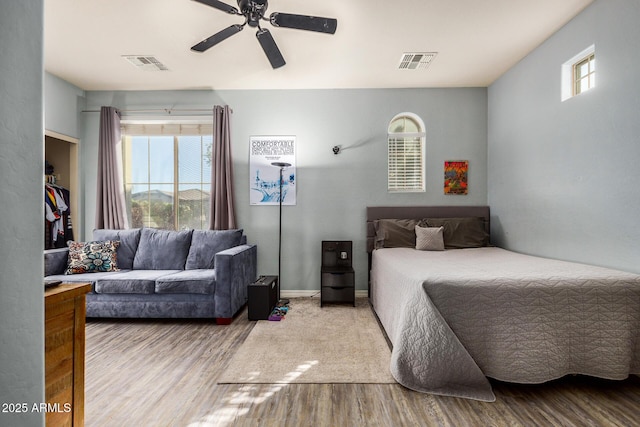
[415,226,445,251]
[65,240,120,274]
[92,228,141,270]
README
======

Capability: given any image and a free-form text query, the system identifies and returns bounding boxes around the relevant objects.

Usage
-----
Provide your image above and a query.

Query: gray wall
[45,72,85,138]
[0,1,45,426]
[488,0,640,273]
[82,88,488,291]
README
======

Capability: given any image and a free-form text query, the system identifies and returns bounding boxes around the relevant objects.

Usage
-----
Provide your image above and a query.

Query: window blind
[388,136,424,191]
[121,122,213,136]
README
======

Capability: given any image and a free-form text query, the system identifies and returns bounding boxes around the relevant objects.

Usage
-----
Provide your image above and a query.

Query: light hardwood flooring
[85,300,640,427]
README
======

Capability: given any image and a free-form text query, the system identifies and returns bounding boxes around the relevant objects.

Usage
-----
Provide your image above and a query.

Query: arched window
[387,113,426,192]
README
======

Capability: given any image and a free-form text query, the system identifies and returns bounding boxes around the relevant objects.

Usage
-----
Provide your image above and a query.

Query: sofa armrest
[44,247,69,276]
[214,244,257,319]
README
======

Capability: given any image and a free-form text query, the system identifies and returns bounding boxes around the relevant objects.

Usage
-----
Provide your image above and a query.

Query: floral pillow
[65,240,120,274]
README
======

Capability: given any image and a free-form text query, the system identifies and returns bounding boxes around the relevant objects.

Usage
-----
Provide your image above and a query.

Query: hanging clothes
[45,184,74,249]
[58,186,75,246]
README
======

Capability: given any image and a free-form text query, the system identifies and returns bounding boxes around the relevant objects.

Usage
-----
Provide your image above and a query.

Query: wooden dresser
[45,283,91,427]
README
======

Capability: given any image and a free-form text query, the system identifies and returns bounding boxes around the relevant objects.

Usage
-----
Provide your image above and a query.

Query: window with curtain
[387,113,426,192]
[121,122,213,230]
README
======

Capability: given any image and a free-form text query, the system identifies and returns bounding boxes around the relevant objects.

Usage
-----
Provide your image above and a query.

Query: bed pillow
[415,226,445,251]
[65,240,120,274]
[374,219,417,249]
[419,217,489,249]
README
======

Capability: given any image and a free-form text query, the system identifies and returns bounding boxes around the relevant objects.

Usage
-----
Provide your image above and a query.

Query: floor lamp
[271,161,291,305]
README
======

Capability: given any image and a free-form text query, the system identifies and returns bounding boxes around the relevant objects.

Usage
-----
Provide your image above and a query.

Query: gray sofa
[44,227,257,324]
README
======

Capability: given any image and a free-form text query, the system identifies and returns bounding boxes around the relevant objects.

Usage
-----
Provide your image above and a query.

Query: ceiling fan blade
[270,12,337,34]
[191,0,239,14]
[256,29,286,69]
[191,24,244,52]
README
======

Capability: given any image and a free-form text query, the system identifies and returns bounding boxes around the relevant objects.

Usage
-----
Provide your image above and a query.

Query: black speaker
[248,275,278,320]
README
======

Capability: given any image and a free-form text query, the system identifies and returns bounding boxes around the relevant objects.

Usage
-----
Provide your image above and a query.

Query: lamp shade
[271,161,292,168]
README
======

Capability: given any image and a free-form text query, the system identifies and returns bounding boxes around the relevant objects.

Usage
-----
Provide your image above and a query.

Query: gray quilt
[370,247,640,402]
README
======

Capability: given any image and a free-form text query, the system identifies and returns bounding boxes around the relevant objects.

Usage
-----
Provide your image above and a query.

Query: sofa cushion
[133,228,193,270]
[93,228,141,270]
[185,229,244,269]
[65,240,120,274]
[155,270,217,295]
[94,270,180,294]
[46,271,128,292]
[45,248,70,276]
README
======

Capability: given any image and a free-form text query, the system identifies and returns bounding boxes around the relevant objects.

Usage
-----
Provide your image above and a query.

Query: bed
[366,206,640,402]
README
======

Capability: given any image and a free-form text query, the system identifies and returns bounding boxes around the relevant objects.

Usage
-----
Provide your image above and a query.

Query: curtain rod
[81,108,232,115]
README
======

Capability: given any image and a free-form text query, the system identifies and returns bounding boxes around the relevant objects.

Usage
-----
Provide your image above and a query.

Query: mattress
[370,247,640,401]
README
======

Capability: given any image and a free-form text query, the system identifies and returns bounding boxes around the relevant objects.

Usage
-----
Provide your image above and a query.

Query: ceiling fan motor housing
[238,0,268,26]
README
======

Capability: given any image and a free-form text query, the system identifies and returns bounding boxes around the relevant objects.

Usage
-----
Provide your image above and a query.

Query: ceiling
[44,0,594,91]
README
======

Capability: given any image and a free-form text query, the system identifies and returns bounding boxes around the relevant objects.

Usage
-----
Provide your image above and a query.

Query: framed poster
[250,136,296,205]
[444,160,468,195]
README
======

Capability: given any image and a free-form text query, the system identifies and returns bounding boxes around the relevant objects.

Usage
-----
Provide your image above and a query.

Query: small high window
[574,53,595,96]
[387,113,426,192]
[562,45,595,101]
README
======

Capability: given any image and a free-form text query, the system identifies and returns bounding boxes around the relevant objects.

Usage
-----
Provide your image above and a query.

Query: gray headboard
[366,205,490,253]
[365,205,490,297]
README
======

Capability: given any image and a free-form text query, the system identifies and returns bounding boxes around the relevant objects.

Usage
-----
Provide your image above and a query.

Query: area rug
[217,298,396,384]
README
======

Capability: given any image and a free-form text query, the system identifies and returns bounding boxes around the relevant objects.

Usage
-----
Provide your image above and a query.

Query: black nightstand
[321,241,355,307]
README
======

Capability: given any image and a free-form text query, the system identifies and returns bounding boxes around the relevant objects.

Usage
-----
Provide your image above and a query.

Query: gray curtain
[209,105,237,230]
[95,106,129,229]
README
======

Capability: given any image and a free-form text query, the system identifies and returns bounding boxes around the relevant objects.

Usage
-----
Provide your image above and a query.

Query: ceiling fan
[190,0,337,69]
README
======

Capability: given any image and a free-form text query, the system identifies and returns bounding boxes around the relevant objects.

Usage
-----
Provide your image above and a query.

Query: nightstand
[321,240,355,307]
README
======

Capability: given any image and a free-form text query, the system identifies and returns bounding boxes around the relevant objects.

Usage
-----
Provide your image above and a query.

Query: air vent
[122,55,169,71]
[398,52,437,70]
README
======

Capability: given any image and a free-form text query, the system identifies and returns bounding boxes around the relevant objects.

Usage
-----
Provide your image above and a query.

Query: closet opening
[44,131,80,248]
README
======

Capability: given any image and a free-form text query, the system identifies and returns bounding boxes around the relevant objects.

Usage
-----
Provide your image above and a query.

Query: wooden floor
[85,301,640,427]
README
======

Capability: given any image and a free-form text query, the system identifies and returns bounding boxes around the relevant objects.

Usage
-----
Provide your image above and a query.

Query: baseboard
[281,290,368,298]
